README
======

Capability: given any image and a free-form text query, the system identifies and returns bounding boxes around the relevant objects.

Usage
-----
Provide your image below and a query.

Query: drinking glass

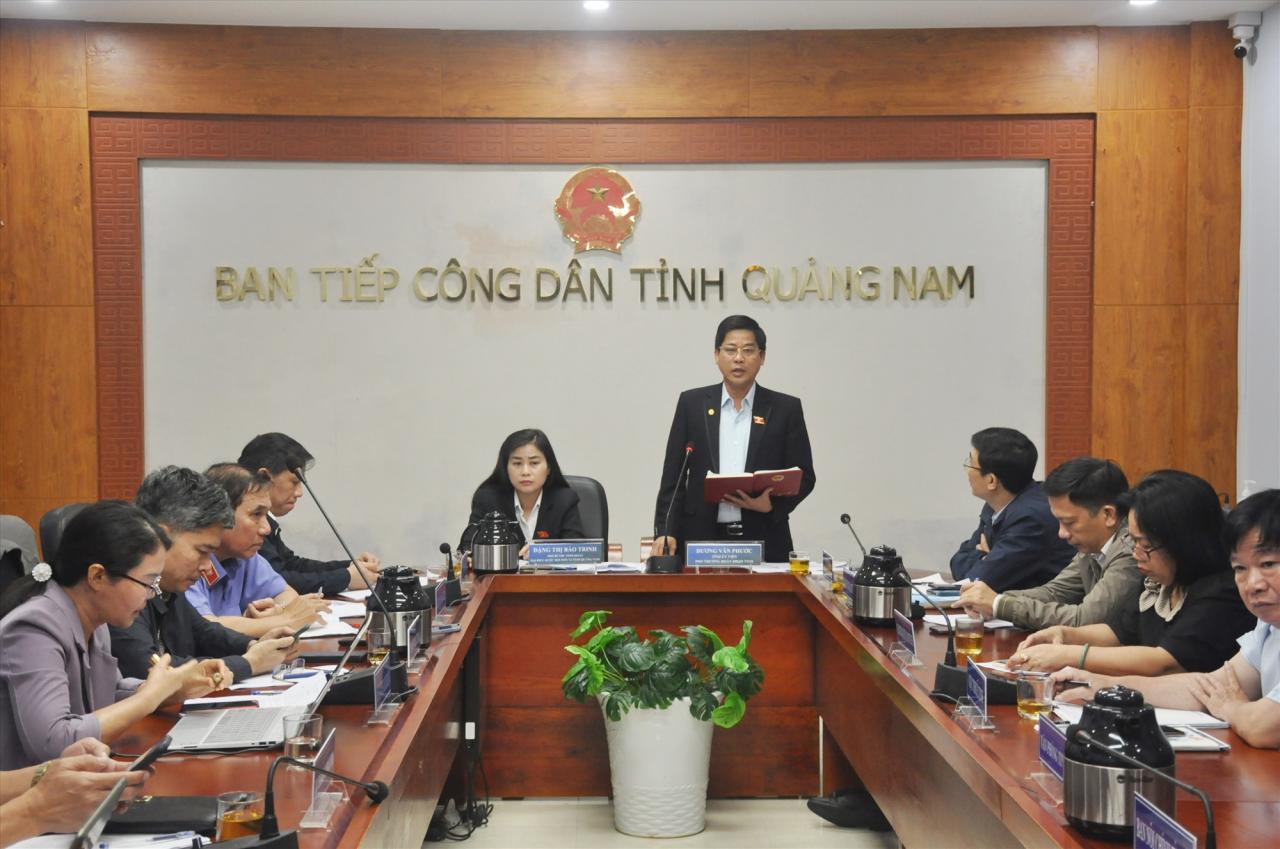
[954,615,984,657]
[1016,672,1053,720]
[789,550,811,576]
[283,712,323,764]
[216,791,264,840]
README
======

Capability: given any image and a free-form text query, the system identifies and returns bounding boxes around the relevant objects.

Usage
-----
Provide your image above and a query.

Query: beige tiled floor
[425,798,899,849]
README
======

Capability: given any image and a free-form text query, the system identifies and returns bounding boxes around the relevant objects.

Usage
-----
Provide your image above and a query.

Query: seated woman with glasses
[460,428,584,558]
[0,501,226,769]
[1007,470,1254,677]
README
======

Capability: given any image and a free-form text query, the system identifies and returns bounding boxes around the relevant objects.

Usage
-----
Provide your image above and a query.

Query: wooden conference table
[125,571,1278,848]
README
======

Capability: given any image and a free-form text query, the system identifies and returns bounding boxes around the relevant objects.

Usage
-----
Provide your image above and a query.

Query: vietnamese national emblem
[553,167,641,254]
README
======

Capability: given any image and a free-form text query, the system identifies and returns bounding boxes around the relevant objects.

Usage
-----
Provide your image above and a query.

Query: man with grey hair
[109,466,296,684]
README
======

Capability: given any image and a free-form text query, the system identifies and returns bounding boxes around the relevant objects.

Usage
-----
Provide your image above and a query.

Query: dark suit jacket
[948,481,1077,591]
[653,383,815,563]
[110,592,254,683]
[461,483,586,549]
[260,515,351,596]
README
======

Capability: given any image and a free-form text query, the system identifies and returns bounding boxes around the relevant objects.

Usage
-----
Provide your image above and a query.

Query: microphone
[258,756,389,841]
[1071,728,1216,849]
[647,443,694,574]
[439,542,455,581]
[839,513,868,557]
[293,467,393,627]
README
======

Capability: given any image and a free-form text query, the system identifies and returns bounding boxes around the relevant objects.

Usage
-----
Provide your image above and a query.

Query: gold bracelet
[1079,643,1091,671]
[30,761,50,788]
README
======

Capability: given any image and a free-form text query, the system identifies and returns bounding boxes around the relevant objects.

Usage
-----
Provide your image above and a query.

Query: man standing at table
[949,427,1075,590]
[651,315,815,564]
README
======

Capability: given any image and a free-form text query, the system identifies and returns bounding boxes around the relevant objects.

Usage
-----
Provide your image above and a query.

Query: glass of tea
[954,615,984,657]
[367,624,394,665]
[1016,671,1053,720]
[283,712,323,764]
[788,550,811,576]
[216,791,264,841]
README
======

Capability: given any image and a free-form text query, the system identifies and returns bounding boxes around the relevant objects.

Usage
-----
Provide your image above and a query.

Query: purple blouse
[0,582,142,769]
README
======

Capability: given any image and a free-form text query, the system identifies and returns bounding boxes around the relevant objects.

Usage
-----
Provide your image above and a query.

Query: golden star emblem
[588,185,609,201]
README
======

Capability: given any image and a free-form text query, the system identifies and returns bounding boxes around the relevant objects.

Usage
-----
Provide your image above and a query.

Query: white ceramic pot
[600,696,715,837]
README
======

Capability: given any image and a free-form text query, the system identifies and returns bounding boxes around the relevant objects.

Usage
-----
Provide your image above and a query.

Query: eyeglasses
[962,456,982,472]
[718,345,761,359]
[121,573,162,598]
[1132,536,1163,557]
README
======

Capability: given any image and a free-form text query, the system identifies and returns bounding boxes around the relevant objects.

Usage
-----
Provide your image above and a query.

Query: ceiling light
[583,1,610,11]
[1129,1,1158,7]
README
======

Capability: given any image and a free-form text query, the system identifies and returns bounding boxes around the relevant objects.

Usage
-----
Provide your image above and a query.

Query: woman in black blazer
[461,429,584,555]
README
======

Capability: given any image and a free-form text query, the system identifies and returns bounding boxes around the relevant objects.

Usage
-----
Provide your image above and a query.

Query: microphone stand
[1072,729,1216,849]
[260,756,389,839]
[294,467,395,643]
[647,445,693,574]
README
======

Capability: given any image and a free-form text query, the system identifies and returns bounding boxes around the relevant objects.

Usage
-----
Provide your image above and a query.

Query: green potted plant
[561,609,764,837]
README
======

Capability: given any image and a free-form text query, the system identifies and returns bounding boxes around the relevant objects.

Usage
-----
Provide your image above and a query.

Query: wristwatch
[30,760,51,787]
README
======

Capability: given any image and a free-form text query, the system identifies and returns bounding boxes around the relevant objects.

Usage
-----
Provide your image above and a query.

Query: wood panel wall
[0,19,1241,536]
[1092,23,1241,499]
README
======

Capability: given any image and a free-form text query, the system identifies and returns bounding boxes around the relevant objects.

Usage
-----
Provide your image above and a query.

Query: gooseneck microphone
[439,542,455,581]
[839,513,868,557]
[647,443,694,574]
[259,756,390,840]
[293,467,392,625]
[897,567,957,668]
[1071,728,1216,849]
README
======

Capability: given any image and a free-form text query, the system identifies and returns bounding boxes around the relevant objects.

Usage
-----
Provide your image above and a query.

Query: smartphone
[128,735,171,771]
[434,623,461,635]
[290,623,313,646]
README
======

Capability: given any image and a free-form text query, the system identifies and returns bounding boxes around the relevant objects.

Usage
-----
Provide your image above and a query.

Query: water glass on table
[283,712,323,764]
[789,550,810,576]
[216,790,264,840]
[954,614,984,657]
[1016,671,1053,720]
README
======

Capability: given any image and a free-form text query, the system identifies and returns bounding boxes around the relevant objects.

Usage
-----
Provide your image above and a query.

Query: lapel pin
[753,416,766,425]
[707,408,716,416]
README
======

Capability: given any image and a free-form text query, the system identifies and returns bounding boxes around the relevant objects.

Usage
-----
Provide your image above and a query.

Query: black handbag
[105,795,219,836]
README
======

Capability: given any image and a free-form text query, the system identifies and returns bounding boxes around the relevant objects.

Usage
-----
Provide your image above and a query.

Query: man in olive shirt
[955,457,1142,630]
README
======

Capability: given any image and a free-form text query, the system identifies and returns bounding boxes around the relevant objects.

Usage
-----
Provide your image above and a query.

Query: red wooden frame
[90,114,1093,498]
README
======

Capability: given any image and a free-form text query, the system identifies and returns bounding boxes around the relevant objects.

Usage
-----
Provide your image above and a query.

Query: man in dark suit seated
[238,432,381,595]
[111,465,296,684]
[949,427,1076,591]
[651,315,815,564]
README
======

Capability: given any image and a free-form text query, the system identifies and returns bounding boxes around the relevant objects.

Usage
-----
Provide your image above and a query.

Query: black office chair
[565,475,608,542]
[38,502,90,566]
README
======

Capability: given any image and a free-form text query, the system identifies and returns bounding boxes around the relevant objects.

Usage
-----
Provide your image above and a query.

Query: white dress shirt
[717,382,756,523]
[514,491,543,543]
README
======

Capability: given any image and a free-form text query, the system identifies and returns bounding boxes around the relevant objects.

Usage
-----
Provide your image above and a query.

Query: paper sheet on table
[750,562,834,574]
[8,835,209,849]
[327,600,367,619]
[229,672,293,690]
[910,572,945,585]
[185,668,325,709]
[298,611,358,638]
[923,614,1013,630]
[1052,702,1229,729]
